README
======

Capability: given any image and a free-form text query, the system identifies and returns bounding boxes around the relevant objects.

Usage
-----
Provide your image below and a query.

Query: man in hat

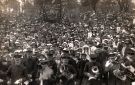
[40,49,58,85]
[77,53,89,85]
[21,48,39,84]
[61,48,77,71]
[95,44,109,85]
[38,60,55,85]
[106,52,119,85]
[7,54,28,85]
[29,53,39,85]
[82,54,102,85]
[59,56,77,85]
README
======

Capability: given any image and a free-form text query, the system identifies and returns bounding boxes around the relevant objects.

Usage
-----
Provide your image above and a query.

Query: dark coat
[40,60,58,85]
[77,59,89,85]
[77,59,89,78]
[81,61,102,85]
[21,57,39,75]
[108,71,132,85]
[0,61,10,85]
[7,64,28,85]
[59,64,77,85]
[0,62,9,79]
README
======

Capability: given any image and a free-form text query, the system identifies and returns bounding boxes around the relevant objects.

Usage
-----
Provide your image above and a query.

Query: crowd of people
[0,2,135,84]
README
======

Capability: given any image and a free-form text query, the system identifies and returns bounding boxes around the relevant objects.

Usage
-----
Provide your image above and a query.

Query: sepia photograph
[0,0,135,85]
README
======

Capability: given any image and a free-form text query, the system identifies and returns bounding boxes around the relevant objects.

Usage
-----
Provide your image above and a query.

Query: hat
[50,48,55,51]
[63,48,69,51]
[90,54,97,60]
[40,60,49,65]
[96,44,102,48]
[127,51,135,55]
[103,46,108,50]
[90,54,97,59]
[62,48,69,53]
[83,45,89,48]
[14,50,22,53]
[14,54,22,58]
[81,53,87,56]
[47,53,53,56]
[76,48,82,52]
[109,52,116,56]
[125,39,132,44]
[47,51,54,56]
[47,43,52,46]
[26,48,32,53]
[61,56,69,60]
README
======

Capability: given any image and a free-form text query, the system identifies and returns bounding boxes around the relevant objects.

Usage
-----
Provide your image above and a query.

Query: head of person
[77,48,82,53]
[40,60,48,69]
[14,54,22,65]
[70,50,75,57]
[47,49,54,59]
[1,59,8,65]
[32,53,38,58]
[83,45,89,52]
[75,52,80,59]
[61,57,69,65]
[126,52,135,62]
[124,39,132,47]
[62,48,69,57]
[96,44,103,49]
[25,48,33,58]
[90,54,97,61]
[81,53,87,60]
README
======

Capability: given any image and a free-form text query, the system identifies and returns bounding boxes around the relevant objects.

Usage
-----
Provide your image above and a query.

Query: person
[82,54,102,85]
[21,48,39,82]
[95,44,109,85]
[124,51,135,83]
[106,53,119,85]
[61,48,77,70]
[7,54,28,85]
[58,56,77,85]
[39,50,57,85]
[0,59,9,85]
[29,53,39,85]
[82,45,90,61]
[77,53,89,85]
[38,60,55,85]
[121,39,132,57]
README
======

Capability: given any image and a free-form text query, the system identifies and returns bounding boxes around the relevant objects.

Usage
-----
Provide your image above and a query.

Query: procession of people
[0,18,135,85]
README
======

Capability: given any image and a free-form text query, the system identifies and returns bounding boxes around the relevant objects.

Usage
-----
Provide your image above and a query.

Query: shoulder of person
[19,64,27,70]
[85,62,91,66]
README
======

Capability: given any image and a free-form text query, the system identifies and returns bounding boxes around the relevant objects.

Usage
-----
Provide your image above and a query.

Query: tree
[117,0,130,12]
[81,0,100,11]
